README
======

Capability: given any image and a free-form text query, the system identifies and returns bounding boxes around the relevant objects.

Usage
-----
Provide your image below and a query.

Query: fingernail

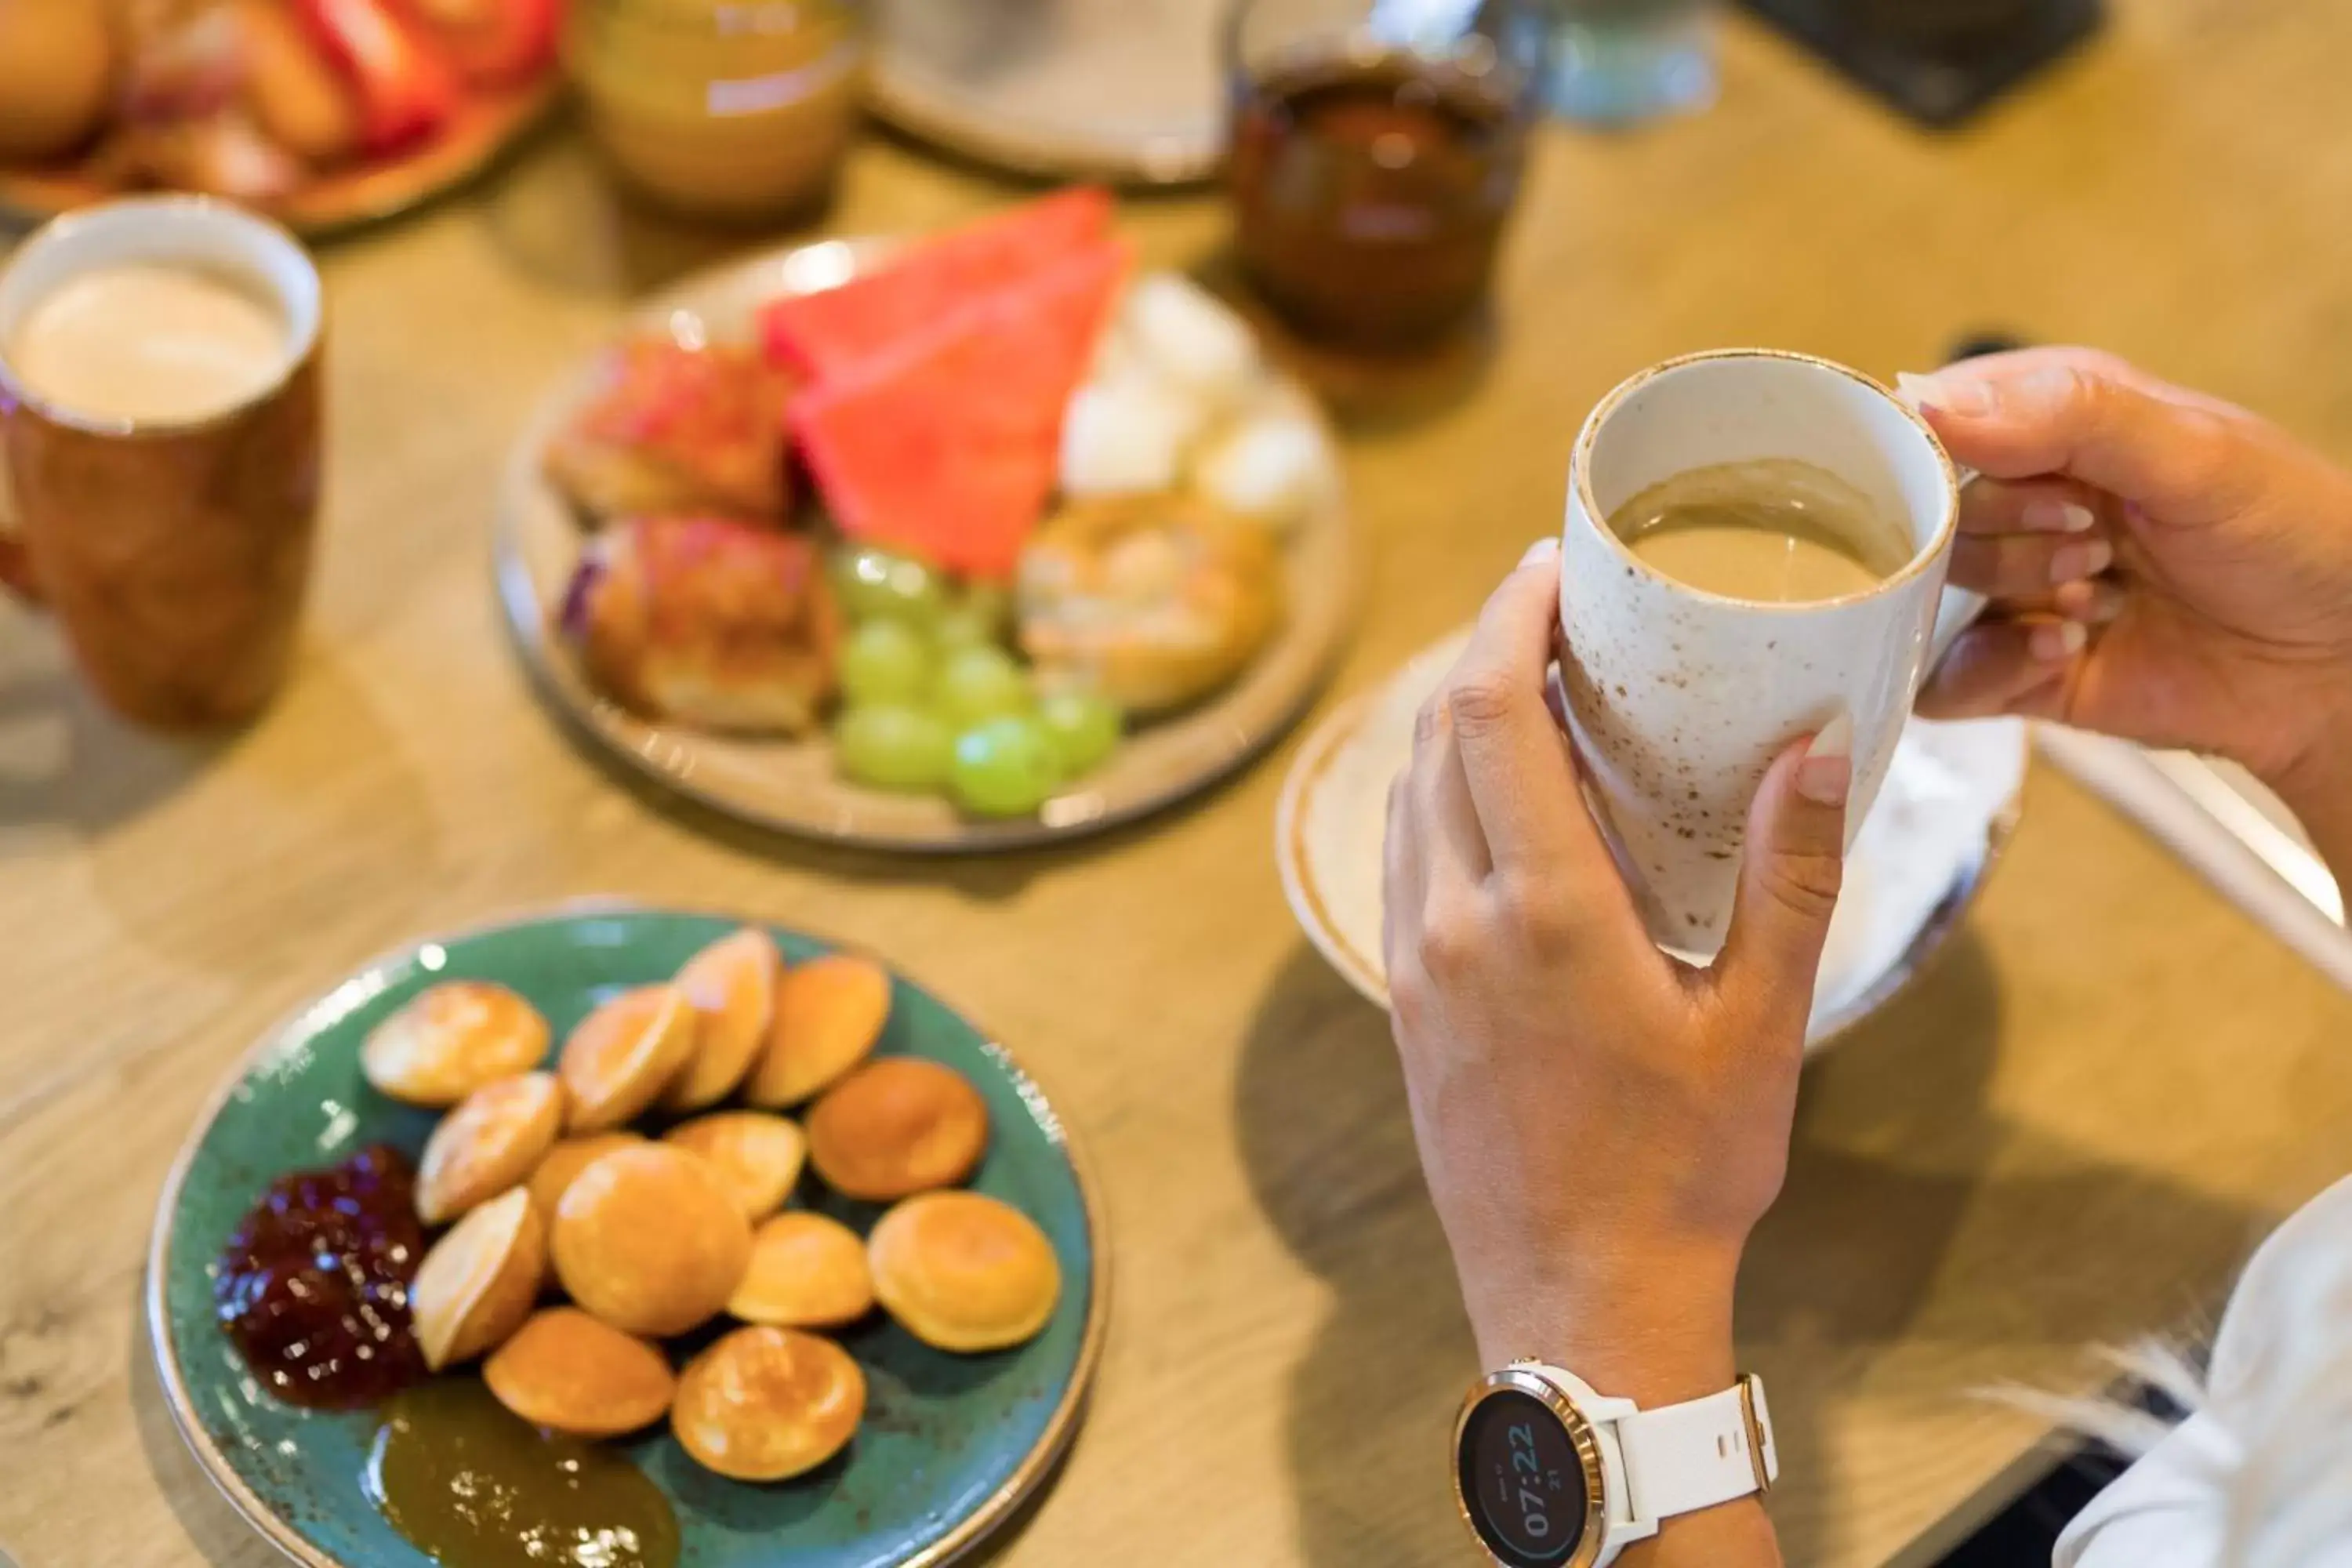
[2056,578,2125,624]
[2049,537,2114,584]
[1796,713,1853,807]
[2031,619,2089,661]
[1900,368,1998,418]
[1520,536,1561,568]
[2024,498,2097,533]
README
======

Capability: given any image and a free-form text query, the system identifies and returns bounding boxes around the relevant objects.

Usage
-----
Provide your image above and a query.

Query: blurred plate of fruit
[495,190,1359,852]
[0,0,559,234]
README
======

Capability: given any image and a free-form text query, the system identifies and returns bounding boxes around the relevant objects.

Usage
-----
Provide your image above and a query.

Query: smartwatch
[1451,1363,1777,1568]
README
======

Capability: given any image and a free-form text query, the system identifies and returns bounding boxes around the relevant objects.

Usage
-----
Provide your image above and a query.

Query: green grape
[951,716,1063,818]
[935,579,1014,652]
[1037,690,1122,778]
[933,604,996,653]
[836,706,955,792]
[840,619,934,708]
[935,645,1033,728]
[831,546,944,627]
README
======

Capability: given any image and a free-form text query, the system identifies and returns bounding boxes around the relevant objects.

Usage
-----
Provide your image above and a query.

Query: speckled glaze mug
[1557,349,1983,960]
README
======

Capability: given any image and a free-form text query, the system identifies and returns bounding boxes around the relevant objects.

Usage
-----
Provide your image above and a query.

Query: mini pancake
[869,1191,1061,1353]
[728,1212,873,1329]
[662,927,779,1111]
[526,1131,646,1218]
[411,1188,547,1370]
[672,1326,864,1482]
[870,1194,1063,1354]
[416,1072,565,1225]
[804,1057,987,1201]
[557,984,698,1133]
[483,1307,676,1438]
[550,1145,751,1338]
[661,1111,805,1220]
[361,982,550,1108]
[744,954,891,1108]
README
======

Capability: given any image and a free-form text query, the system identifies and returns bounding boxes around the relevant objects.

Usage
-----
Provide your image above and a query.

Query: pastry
[868,1191,1061,1353]
[410,1188,546,1371]
[870,1194,1063,1354]
[661,927,778,1111]
[1190,405,1334,535]
[483,1307,676,1439]
[526,1131,644,1218]
[727,1211,873,1330]
[415,1071,564,1225]
[0,0,114,162]
[661,1111,806,1221]
[671,1326,864,1482]
[561,515,841,736]
[556,983,698,1134]
[543,336,794,524]
[744,953,890,1109]
[1017,492,1284,715]
[361,982,550,1108]
[804,1057,987,1202]
[550,1145,751,1338]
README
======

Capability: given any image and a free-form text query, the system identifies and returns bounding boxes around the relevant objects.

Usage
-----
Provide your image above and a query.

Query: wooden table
[6,3,2352,1564]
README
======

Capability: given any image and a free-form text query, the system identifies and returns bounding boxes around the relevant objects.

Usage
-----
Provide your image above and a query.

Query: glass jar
[568,0,866,222]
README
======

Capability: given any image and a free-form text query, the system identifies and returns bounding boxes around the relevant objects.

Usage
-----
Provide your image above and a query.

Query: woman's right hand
[1906,348,2352,835]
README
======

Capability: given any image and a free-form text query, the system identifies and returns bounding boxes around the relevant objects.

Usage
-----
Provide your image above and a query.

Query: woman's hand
[1905,348,2352,844]
[1382,539,1852,1407]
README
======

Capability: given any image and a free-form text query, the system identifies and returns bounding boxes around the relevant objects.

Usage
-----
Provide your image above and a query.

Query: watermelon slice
[792,238,1131,579]
[759,187,1114,379]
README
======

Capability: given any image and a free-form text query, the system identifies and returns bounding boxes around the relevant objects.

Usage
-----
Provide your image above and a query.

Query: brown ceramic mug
[0,198,323,729]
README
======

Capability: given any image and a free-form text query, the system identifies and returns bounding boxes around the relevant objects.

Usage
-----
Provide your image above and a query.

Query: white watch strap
[1613,1374,1777,1525]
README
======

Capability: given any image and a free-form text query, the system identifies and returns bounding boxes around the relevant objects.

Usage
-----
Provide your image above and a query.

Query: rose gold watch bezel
[1451,1367,1612,1568]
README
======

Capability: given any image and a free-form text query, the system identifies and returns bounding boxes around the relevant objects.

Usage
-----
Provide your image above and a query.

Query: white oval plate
[1276,630,2027,1048]
[496,238,1357,853]
[869,0,1227,184]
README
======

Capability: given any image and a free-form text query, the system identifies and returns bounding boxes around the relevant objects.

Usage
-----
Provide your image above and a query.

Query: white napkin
[2034,726,2352,994]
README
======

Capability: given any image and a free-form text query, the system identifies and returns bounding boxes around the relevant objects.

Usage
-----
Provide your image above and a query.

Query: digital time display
[1458,1388,1586,1566]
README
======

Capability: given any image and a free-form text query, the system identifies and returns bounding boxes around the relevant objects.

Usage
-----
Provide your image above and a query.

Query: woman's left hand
[1382,539,1853,1403]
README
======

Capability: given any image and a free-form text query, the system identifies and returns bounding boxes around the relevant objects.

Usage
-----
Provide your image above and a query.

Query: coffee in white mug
[1609,457,1914,604]
[1558,350,1980,960]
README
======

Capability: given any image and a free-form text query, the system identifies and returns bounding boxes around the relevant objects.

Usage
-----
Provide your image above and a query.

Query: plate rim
[143,895,1112,1568]
[0,76,558,239]
[1272,645,2030,1049]
[864,60,1223,187]
[493,237,1360,855]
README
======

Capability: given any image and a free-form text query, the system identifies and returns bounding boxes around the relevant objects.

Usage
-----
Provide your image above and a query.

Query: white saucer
[1275,630,2028,1049]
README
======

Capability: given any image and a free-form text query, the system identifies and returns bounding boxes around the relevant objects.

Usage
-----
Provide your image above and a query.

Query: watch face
[1457,1388,1588,1565]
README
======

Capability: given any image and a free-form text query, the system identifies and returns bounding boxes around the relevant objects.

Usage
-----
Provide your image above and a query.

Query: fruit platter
[495,188,1358,851]
[0,0,559,234]
[149,905,1105,1568]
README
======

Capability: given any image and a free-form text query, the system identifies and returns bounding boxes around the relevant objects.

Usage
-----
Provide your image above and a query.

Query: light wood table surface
[6,3,2352,1565]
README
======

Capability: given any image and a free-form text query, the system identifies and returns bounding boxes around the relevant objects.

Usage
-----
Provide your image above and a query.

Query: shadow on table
[0,662,226,840]
[0,645,440,978]
[1232,932,2263,1568]
[474,132,846,303]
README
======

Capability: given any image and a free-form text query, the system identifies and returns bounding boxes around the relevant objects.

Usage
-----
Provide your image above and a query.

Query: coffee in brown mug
[1606,457,1915,604]
[0,198,323,730]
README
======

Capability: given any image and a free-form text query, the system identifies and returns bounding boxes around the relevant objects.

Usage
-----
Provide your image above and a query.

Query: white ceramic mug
[1557,348,1983,960]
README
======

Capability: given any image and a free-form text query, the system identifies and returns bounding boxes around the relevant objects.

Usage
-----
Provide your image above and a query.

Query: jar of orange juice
[568,0,866,221]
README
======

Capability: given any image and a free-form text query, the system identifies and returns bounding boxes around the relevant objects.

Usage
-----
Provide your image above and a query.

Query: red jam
[214,1143,430,1409]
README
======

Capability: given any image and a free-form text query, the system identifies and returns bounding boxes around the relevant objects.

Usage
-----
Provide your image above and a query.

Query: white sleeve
[2053,1414,2238,1568]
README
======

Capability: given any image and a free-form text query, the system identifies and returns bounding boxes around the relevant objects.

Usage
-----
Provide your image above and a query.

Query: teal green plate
[146,903,1107,1568]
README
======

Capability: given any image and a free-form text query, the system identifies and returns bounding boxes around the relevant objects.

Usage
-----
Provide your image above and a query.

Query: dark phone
[1735,0,2101,128]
